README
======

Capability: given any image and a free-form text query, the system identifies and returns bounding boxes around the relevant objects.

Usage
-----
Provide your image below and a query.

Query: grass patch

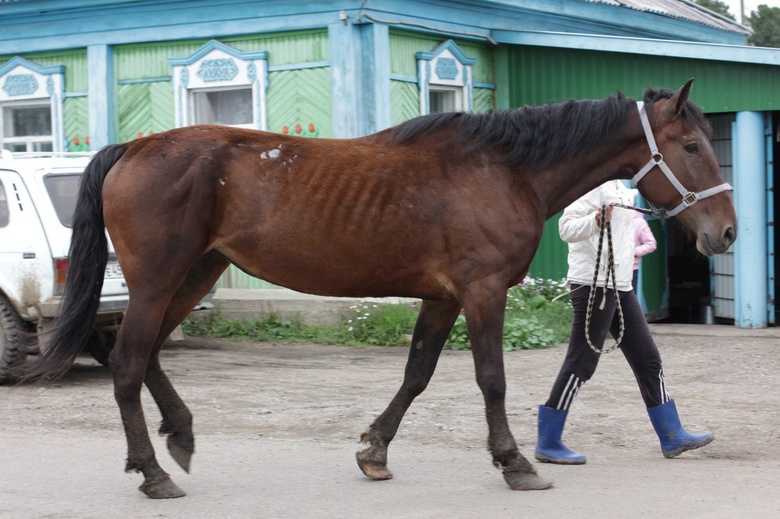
[183,278,572,350]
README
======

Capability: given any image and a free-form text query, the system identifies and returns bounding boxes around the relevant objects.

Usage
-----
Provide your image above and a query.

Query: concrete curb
[210,288,417,326]
[209,288,780,337]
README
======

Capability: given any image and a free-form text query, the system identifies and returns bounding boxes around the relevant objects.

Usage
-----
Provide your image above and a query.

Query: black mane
[389,88,709,169]
[643,87,712,139]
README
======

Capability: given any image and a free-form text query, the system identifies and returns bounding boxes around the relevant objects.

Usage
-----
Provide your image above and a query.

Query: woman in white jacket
[535,180,713,465]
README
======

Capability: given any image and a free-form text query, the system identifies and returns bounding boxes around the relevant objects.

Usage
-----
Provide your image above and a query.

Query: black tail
[18,144,127,383]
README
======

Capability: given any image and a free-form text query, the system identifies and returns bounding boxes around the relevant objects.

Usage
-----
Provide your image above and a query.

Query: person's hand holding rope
[584,203,624,355]
[595,204,613,228]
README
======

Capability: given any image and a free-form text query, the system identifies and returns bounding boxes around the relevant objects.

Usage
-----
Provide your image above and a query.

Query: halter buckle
[682,191,698,206]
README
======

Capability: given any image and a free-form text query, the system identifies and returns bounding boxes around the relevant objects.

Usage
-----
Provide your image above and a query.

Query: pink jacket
[633,211,657,270]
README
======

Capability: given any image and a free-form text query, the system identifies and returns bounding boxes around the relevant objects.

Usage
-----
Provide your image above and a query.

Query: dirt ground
[1,324,780,519]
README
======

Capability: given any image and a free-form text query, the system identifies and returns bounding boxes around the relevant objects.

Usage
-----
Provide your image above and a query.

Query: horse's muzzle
[698,225,737,256]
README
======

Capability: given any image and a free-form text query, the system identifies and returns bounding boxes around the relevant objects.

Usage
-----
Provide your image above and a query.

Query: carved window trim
[416,40,476,115]
[0,57,65,152]
[169,40,268,130]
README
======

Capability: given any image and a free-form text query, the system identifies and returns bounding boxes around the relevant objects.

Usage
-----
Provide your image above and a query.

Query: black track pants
[545,284,671,411]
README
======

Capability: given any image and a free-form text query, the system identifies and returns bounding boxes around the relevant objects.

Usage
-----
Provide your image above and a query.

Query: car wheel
[0,296,31,384]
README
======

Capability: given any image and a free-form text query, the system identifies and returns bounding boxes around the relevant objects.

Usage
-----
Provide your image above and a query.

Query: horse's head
[633,79,737,256]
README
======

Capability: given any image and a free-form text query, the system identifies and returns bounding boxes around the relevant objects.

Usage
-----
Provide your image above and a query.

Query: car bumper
[38,295,128,319]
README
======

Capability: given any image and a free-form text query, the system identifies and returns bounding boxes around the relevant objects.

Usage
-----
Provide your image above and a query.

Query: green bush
[183,277,572,350]
[184,311,307,342]
[444,278,571,351]
[341,301,419,345]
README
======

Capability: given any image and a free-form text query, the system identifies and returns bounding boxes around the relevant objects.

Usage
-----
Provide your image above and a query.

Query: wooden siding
[0,49,88,92]
[473,87,494,113]
[225,30,329,67]
[115,82,175,144]
[390,80,419,126]
[266,67,332,138]
[115,30,329,80]
[63,96,89,150]
[389,30,493,84]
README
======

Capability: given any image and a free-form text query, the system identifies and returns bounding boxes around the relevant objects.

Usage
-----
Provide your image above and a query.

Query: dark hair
[390,88,710,169]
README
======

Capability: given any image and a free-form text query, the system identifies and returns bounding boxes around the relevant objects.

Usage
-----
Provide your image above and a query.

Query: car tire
[0,296,31,384]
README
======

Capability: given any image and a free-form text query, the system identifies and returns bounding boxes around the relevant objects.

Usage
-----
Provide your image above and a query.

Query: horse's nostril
[723,226,736,246]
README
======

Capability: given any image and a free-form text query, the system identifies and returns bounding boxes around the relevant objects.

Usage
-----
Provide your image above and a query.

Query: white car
[0,151,129,381]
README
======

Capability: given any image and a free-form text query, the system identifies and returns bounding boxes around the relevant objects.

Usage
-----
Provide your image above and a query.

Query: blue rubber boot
[647,400,714,458]
[535,405,587,465]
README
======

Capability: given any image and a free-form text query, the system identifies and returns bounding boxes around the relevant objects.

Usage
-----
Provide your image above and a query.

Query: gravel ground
[1,323,779,518]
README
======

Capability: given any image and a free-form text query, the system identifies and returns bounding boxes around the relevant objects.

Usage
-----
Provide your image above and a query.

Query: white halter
[631,101,732,219]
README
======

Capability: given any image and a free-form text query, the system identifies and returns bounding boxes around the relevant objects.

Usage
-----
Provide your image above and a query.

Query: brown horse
[20,79,736,498]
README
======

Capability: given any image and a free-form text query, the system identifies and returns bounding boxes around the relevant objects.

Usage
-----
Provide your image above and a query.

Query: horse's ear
[669,78,694,116]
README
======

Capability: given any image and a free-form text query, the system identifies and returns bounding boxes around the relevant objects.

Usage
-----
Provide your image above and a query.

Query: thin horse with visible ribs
[19,79,736,497]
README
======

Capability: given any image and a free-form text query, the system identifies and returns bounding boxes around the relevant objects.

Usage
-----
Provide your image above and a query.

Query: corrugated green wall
[510,44,779,285]
[528,218,568,282]
[505,45,780,113]
[641,219,667,314]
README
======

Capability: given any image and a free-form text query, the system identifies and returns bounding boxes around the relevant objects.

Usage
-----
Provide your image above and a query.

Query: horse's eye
[684,143,699,154]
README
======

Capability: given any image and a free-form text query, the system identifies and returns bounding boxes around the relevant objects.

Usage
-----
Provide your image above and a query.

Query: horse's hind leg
[112,252,228,499]
[143,251,229,474]
[110,294,186,498]
[356,298,461,480]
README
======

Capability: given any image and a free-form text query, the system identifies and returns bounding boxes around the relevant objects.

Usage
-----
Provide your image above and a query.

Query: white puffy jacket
[559,180,636,292]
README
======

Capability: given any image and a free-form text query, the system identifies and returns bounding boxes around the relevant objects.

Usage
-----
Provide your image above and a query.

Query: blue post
[329,21,360,138]
[733,111,767,328]
[329,19,391,138]
[359,22,391,134]
[87,44,115,149]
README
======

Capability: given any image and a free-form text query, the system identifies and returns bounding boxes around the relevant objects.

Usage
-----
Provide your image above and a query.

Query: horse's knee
[476,375,507,403]
[403,377,430,398]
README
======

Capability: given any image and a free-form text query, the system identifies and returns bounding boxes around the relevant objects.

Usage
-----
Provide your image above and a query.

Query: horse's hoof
[504,471,554,491]
[139,476,187,499]
[167,437,193,473]
[357,459,394,480]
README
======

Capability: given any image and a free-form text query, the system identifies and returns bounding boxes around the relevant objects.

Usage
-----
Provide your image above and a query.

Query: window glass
[6,105,52,136]
[430,89,457,113]
[43,174,80,227]
[192,89,252,126]
[0,181,9,228]
[2,103,54,152]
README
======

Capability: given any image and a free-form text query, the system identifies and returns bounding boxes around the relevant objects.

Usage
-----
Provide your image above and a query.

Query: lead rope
[583,203,625,355]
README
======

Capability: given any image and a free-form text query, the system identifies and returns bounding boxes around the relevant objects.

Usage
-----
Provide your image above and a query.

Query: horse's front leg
[111,302,186,499]
[463,284,553,491]
[356,298,461,480]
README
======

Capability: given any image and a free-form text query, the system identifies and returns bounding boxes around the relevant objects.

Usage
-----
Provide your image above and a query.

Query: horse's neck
[534,116,647,218]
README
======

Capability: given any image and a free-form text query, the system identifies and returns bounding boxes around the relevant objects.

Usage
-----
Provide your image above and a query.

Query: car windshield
[43,174,80,227]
